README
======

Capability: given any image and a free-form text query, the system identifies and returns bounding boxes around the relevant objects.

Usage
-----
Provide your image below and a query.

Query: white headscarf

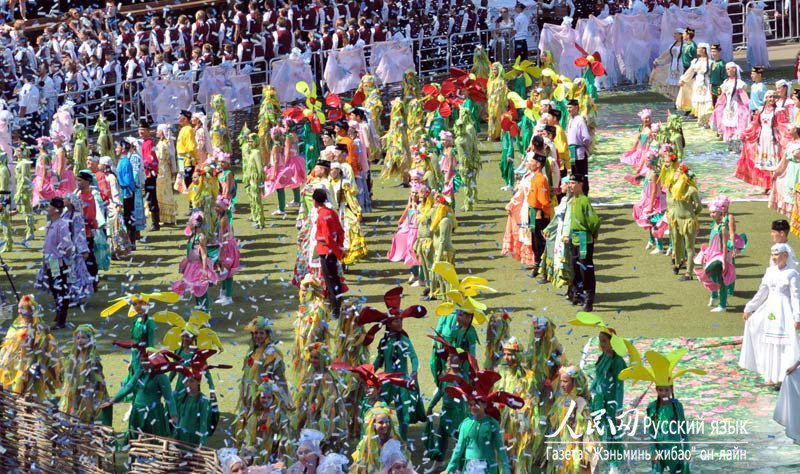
[218,448,244,474]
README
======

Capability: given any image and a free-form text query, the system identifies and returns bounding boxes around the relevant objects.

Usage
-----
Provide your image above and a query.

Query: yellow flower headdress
[431,262,497,325]
[618,348,705,387]
[100,291,179,318]
[567,312,631,357]
[503,56,541,87]
[152,310,223,352]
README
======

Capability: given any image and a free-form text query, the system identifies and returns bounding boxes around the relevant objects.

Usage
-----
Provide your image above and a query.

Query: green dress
[121,315,156,401]
[517,115,535,155]
[374,332,426,439]
[445,416,511,474]
[429,312,478,381]
[13,157,34,240]
[300,122,321,173]
[646,399,691,473]
[462,98,481,134]
[499,130,516,188]
[590,353,626,465]
[425,377,467,460]
[427,110,446,140]
[171,348,216,409]
[112,367,178,439]
[173,392,213,445]
[0,160,10,252]
[242,142,265,228]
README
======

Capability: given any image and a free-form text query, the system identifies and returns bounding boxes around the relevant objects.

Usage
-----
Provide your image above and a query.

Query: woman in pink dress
[735,91,789,192]
[439,131,457,199]
[709,62,750,146]
[32,137,56,207]
[632,152,669,254]
[264,125,306,215]
[213,196,240,306]
[621,108,653,168]
[694,196,736,312]
[192,112,212,165]
[171,210,219,312]
[51,133,76,198]
[387,183,422,285]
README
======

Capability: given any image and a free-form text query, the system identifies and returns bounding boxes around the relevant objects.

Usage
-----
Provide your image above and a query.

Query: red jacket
[315,206,345,259]
[79,189,98,238]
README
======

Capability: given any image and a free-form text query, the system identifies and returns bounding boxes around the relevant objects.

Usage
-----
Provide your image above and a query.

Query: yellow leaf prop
[296,81,326,125]
[507,91,538,123]
[154,310,223,352]
[503,56,541,87]
[618,348,706,387]
[431,262,496,325]
[100,291,179,318]
[567,312,628,357]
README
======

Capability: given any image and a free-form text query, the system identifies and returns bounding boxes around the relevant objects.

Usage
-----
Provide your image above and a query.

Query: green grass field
[0,89,795,466]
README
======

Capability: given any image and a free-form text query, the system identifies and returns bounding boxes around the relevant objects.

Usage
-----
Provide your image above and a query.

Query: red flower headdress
[330,362,417,391]
[422,80,459,118]
[449,67,488,102]
[356,287,427,346]
[573,43,606,77]
[324,92,365,122]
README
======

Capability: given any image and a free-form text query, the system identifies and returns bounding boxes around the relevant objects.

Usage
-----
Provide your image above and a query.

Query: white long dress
[774,363,800,443]
[744,3,770,68]
[739,265,800,384]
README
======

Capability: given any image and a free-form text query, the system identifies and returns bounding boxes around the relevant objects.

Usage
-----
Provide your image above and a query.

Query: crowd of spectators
[0,0,767,141]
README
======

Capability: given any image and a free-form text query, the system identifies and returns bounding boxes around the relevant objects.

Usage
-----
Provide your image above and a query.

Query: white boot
[214,289,227,305]
[707,296,716,307]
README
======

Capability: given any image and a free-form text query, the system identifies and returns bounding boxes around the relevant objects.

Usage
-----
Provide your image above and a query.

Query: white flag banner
[142,79,192,124]
[323,46,367,94]
[370,40,415,86]
[270,56,314,103]
[197,66,254,112]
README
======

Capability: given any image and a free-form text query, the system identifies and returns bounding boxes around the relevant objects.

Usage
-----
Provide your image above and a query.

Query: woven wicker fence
[0,390,116,473]
[128,434,222,473]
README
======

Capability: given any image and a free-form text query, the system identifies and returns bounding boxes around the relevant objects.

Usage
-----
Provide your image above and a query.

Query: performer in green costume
[357,287,427,440]
[619,348,705,474]
[442,368,524,474]
[13,147,35,241]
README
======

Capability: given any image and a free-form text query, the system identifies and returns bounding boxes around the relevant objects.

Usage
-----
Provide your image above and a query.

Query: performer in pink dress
[709,62,750,145]
[51,133,76,198]
[735,91,789,192]
[632,152,669,254]
[214,196,240,306]
[171,210,219,312]
[501,158,535,266]
[621,108,653,168]
[439,131,458,199]
[264,125,306,215]
[694,196,736,312]
[32,137,56,207]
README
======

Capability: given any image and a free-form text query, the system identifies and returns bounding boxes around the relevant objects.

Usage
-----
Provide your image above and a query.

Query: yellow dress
[291,279,331,384]
[0,315,61,400]
[334,174,368,265]
[486,63,508,141]
[155,139,178,224]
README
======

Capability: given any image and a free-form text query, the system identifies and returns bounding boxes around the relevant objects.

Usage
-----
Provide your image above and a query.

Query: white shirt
[17,82,40,116]
[513,12,530,41]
